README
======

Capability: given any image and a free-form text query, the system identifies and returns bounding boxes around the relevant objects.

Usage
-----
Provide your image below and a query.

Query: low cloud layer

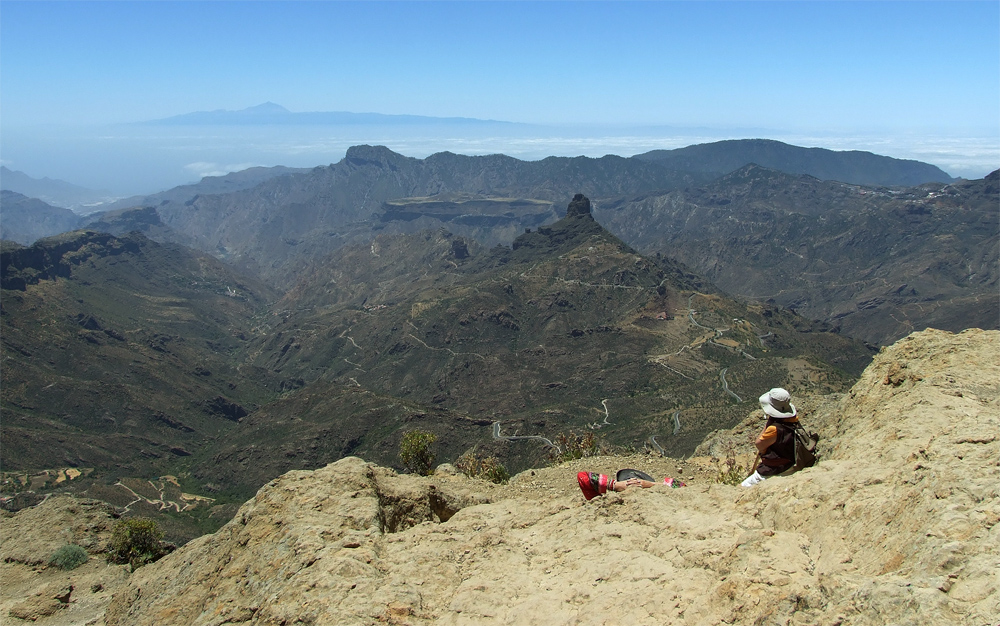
[2,123,996,195]
[183,161,261,180]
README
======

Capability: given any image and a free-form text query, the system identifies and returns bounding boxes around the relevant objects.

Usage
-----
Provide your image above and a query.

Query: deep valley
[1,140,995,543]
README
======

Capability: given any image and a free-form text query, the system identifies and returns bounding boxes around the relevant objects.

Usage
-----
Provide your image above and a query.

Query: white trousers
[741,470,766,487]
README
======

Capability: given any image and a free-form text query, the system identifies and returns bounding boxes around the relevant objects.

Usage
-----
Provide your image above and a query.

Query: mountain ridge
[4,147,993,349]
[596,165,999,345]
[634,137,955,186]
[0,167,115,212]
[0,191,85,246]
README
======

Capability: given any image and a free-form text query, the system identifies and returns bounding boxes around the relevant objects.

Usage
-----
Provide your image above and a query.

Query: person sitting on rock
[741,387,800,487]
[577,469,684,500]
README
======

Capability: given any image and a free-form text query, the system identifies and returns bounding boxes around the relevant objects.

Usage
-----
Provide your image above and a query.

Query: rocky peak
[509,194,621,258]
[343,145,412,170]
[566,193,593,218]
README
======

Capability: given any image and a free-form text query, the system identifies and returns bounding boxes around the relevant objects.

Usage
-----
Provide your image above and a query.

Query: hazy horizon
[3,115,997,198]
[2,1,997,195]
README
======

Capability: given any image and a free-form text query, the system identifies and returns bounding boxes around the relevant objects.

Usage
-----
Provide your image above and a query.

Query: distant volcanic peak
[248,102,290,113]
[566,193,593,218]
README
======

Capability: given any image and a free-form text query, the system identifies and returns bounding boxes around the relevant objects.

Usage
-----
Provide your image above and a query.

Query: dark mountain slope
[0,191,84,245]
[137,146,704,285]
[81,205,203,251]
[1,230,283,480]
[192,380,496,497]
[596,167,999,345]
[232,196,872,480]
[98,165,311,213]
[79,142,959,296]
[634,138,955,186]
[0,167,113,211]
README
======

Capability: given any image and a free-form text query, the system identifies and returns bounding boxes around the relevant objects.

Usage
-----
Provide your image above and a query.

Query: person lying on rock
[577,469,684,500]
[741,387,800,487]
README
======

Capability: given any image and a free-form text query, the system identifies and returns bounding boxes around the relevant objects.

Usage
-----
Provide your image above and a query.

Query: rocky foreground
[3,328,998,625]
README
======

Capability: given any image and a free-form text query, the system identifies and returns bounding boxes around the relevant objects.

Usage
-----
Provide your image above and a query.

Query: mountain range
[596,166,999,344]
[634,138,954,186]
[0,167,115,212]
[0,191,85,245]
[60,143,996,347]
[1,195,874,539]
[2,138,995,540]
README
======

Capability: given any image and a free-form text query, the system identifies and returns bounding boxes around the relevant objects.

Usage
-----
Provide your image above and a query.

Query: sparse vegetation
[548,431,605,465]
[49,544,89,570]
[399,429,437,476]
[106,517,168,570]
[712,442,754,486]
[455,448,510,484]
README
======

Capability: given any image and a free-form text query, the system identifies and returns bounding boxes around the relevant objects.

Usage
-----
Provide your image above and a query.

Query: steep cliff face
[95,328,998,626]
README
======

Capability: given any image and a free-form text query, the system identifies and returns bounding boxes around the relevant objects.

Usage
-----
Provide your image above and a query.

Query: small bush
[455,449,510,484]
[548,431,604,465]
[49,544,89,570]
[713,444,753,486]
[106,517,166,570]
[399,429,437,476]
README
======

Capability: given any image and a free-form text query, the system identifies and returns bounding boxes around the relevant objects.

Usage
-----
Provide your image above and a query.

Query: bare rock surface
[12,328,1000,625]
[1,496,129,625]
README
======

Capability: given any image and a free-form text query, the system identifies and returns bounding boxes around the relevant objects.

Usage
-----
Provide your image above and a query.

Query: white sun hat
[759,387,797,419]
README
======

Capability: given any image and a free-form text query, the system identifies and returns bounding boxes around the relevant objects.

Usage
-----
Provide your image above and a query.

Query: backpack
[788,423,819,471]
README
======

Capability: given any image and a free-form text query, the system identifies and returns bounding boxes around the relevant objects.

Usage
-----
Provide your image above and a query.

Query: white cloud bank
[183,161,262,180]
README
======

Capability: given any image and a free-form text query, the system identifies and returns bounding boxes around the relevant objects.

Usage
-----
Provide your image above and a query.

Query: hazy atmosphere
[2,1,998,195]
[3,4,999,623]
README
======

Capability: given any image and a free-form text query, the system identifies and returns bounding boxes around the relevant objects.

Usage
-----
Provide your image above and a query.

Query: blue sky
[1,1,998,193]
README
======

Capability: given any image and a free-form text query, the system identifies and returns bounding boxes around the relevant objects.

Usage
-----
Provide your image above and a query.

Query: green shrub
[455,449,510,484]
[49,544,89,570]
[399,429,437,475]
[106,517,166,570]
[548,431,603,465]
[713,444,754,486]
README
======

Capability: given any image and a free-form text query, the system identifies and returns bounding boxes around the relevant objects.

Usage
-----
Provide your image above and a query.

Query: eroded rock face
[1,496,129,626]
[565,193,592,218]
[103,458,494,626]
[101,329,998,626]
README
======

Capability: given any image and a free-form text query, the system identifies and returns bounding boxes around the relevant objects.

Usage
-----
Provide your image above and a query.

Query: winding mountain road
[492,422,560,453]
[720,368,743,402]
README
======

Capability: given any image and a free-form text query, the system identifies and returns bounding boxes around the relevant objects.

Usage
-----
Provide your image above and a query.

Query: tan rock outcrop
[1,496,129,626]
[22,329,1000,625]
